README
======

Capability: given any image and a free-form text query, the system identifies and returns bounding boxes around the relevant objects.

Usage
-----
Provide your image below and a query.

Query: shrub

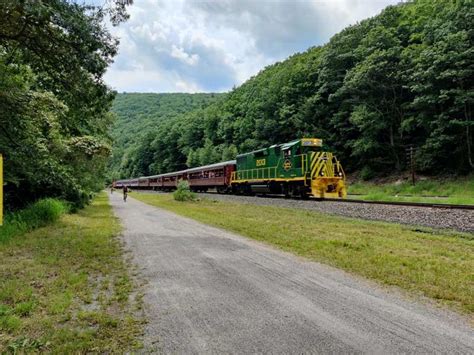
[0,199,68,243]
[360,166,376,181]
[65,188,90,212]
[20,199,67,228]
[173,180,197,201]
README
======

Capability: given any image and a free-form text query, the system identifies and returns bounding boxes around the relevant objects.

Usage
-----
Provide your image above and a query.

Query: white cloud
[104,0,402,93]
[170,45,199,66]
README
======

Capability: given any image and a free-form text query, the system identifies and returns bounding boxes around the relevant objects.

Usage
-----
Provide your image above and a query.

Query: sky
[103,0,402,93]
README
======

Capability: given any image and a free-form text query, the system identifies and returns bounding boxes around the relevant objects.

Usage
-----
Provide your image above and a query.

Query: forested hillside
[109,93,223,179]
[0,1,128,210]
[120,0,473,179]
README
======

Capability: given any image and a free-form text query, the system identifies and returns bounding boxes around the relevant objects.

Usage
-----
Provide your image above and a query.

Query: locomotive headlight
[320,172,324,176]
[339,172,342,176]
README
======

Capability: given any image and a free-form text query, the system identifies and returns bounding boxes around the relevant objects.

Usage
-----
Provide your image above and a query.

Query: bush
[173,180,197,201]
[360,166,376,181]
[65,188,91,212]
[0,199,68,243]
[20,199,67,228]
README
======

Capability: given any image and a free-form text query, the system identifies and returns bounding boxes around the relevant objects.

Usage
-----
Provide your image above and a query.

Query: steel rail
[315,197,474,210]
[137,189,474,210]
[196,191,474,210]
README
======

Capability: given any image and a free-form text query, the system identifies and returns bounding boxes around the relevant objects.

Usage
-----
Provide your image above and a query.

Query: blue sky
[104,0,402,93]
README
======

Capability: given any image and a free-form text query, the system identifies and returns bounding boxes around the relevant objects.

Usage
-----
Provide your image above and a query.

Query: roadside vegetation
[173,180,197,201]
[132,192,474,315]
[0,193,143,353]
[0,199,68,244]
[348,175,474,205]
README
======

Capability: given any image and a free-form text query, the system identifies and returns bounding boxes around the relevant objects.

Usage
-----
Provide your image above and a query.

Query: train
[114,138,347,198]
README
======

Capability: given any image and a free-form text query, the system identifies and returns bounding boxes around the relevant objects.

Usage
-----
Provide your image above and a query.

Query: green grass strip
[132,192,474,316]
[348,176,474,205]
[0,192,143,352]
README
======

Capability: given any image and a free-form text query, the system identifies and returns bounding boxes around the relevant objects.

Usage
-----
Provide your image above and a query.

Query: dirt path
[109,193,473,353]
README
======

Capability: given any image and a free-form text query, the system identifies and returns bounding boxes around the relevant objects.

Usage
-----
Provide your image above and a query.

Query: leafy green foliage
[118,0,473,178]
[109,93,224,179]
[173,180,197,201]
[0,1,122,209]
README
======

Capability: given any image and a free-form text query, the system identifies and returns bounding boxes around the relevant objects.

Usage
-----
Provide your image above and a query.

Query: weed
[1,315,21,333]
[7,336,50,353]
[13,302,35,317]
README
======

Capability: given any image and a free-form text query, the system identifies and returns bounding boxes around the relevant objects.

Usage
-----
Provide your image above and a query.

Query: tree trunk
[467,124,473,169]
[389,124,400,171]
[464,101,473,169]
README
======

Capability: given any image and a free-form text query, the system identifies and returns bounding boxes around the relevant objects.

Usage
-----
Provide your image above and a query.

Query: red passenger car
[116,160,236,193]
[138,177,150,188]
[186,160,236,192]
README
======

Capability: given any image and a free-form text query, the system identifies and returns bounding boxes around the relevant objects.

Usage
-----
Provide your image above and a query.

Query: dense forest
[109,93,223,179]
[0,1,129,209]
[118,0,473,180]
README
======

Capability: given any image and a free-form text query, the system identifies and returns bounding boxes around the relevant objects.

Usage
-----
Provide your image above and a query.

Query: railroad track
[138,190,474,232]
[194,190,474,210]
[317,197,474,210]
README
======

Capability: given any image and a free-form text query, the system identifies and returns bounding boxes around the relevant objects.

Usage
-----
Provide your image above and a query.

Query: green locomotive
[231,138,346,198]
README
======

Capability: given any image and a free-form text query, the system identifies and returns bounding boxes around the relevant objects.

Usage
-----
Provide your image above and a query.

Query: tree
[0,0,127,208]
[336,21,408,171]
[408,0,474,172]
[222,144,238,161]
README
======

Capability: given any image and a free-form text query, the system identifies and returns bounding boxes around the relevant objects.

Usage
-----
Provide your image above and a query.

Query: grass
[132,192,474,316]
[0,198,68,244]
[0,192,143,353]
[348,175,474,205]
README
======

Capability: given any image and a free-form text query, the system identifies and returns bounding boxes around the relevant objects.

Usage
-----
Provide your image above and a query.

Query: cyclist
[123,185,129,202]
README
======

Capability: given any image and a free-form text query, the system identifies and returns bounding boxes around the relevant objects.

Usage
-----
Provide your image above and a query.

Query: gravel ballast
[194,193,474,233]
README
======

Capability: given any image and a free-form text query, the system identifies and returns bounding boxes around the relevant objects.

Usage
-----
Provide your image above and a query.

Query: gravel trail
[110,193,473,353]
[192,193,474,233]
